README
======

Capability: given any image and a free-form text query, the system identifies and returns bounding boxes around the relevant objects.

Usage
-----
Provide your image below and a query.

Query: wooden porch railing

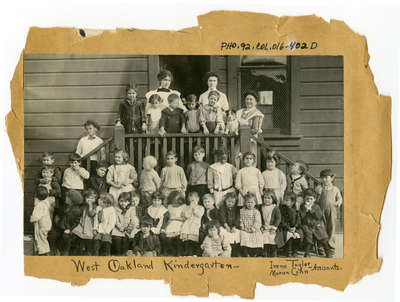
[115,126,236,174]
[81,135,114,171]
[83,124,320,189]
[238,124,321,189]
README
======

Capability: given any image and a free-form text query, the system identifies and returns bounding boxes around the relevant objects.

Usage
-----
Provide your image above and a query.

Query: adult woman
[199,71,230,111]
[145,70,187,112]
[235,91,264,167]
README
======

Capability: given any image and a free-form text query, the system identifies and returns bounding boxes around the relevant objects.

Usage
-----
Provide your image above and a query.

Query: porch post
[114,125,125,151]
[239,123,252,157]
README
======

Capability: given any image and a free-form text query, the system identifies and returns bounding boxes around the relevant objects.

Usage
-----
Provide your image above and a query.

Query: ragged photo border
[0,7,394,300]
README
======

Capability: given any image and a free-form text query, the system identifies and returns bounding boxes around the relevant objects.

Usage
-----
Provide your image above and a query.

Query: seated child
[159,93,187,136]
[30,186,52,256]
[61,153,90,203]
[139,155,161,209]
[180,191,204,256]
[218,192,241,257]
[198,193,219,250]
[93,193,117,256]
[299,188,332,258]
[201,220,231,257]
[76,119,106,176]
[316,169,342,255]
[128,217,161,257]
[72,189,98,256]
[240,193,263,257]
[286,160,309,210]
[184,94,201,133]
[279,192,303,257]
[35,152,62,185]
[199,90,225,135]
[146,93,163,134]
[35,165,61,219]
[107,150,137,202]
[186,146,210,204]
[146,192,168,236]
[111,192,138,256]
[159,190,187,256]
[48,190,83,256]
[208,146,237,208]
[260,189,283,258]
[87,160,109,196]
[160,151,187,203]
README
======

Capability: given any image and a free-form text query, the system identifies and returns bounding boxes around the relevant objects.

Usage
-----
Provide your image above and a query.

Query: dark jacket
[201,207,219,227]
[279,204,303,242]
[218,204,240,229]
[87,175,108,196]
[160,107,186,133]
[131,231,161,255]
[56,204,83,231]
[299,203,328,241]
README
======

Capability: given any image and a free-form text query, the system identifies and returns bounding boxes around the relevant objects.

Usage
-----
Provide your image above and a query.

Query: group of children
[30,143,342,258]
[29,69,342,258]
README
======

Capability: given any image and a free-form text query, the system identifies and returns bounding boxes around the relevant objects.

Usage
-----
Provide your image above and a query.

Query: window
[238,56,291,135]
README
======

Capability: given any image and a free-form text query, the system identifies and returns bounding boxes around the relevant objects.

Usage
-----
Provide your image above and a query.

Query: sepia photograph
[23,54,344,259]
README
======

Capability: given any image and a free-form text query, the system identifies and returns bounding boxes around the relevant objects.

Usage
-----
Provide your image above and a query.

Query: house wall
[24,54,151,233]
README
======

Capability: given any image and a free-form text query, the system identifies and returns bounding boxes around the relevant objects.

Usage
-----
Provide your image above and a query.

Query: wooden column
[114,126,125,151]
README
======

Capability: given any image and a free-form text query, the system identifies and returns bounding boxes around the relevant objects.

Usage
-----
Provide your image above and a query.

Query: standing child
[236,151,264,207]
[159,191,187,256]
[316,169,342,256]
[159,93,187,136]
[239,193,263,257]
[160,151,187,202]
[199,90,225,135]
[72,189,98,256]
[30,186,52,256]
[146,192,168,236]
[180,191,204,256]
[207,146,238,208]
[201,220,231,257]
[299,188,332,258]
[186,146,210,203]
[87,160,109,197]
[260,189,284,258]
[115,84,147,134]
[139,155,161,209]
[199,71,230,112]
[286,160,309,210]
[128,217,161,257]
[262,151,286,206]
[112,192,137,256]
[218,192,241,257]
[185,94,201,133]
[93,193,117,256]
[107,150,137,202]
[35,152,62,185]
[279,192,303,257]
[146,93,163,134]
[48,190,83,256]
[61,153,90,203]
[35,165,61,219]
[76,119,106,176]
[198,193,219,252]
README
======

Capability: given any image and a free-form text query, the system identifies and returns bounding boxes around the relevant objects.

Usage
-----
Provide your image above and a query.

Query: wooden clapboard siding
[24,54,151,234]
[290,56,343,191]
